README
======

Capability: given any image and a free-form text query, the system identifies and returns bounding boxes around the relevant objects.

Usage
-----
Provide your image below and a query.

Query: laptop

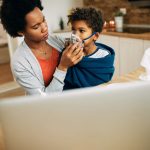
[0,81,150,150]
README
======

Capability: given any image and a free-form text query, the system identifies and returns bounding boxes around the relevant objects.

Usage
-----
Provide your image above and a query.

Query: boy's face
[71,20,98,49]
[21,7,49,42]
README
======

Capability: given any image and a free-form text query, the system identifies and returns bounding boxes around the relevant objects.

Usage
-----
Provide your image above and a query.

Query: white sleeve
[88,49,109,58]
[11,40,67,96]
[12,60,67,95]
[45,68,67,93]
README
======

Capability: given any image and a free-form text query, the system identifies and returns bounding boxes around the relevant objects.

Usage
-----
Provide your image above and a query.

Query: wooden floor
[0,62,13,85]
[0,63,25,99]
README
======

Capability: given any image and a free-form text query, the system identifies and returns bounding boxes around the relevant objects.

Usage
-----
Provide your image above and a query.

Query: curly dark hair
[68,7,104,33]
[0,0,43,37]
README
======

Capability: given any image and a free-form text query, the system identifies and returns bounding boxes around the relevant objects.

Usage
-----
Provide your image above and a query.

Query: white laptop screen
[0,81,150,150]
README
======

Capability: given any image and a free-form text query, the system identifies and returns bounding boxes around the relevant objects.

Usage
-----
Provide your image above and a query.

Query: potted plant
[59,17,64,30]
[114,10,124,29]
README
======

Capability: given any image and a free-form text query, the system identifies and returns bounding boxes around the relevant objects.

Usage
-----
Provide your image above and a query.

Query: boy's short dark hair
[68,7,104,33]
[0,0,43,37]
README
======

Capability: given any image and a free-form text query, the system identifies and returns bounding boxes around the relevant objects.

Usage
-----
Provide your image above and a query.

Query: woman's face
[23,7,48,42]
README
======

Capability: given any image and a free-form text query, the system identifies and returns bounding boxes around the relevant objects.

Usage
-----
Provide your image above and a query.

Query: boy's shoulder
[95,42,115,55]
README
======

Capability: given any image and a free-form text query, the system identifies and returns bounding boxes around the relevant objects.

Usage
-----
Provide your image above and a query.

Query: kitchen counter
[102,29,150,40]
[53,28,150,40]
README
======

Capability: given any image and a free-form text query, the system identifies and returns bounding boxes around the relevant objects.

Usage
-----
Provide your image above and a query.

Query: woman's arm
[11,61,66,95]
[11,40,83,95]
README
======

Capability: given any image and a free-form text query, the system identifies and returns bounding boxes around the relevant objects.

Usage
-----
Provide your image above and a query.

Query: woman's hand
[58,42,84,72]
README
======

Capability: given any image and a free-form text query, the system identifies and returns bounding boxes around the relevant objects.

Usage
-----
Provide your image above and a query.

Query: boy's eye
[80,29,85,33]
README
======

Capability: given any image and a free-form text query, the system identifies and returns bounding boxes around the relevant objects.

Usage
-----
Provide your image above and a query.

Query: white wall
[42,0,83,33]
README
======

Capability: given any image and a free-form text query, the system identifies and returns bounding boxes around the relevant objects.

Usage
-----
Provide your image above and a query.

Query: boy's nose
[72,30,78,36]
[72,30,75,35]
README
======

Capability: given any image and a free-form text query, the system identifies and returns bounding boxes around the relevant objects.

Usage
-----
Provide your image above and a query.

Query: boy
[64,7,115,90]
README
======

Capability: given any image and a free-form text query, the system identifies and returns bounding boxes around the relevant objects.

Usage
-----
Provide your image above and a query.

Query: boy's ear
[94,32,100,41]
[17,31,24,36]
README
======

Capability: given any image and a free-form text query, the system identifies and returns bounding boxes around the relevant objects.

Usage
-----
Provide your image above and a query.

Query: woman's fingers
[64,42,82,54]
[73,50,84,65]
[59,42,84,69]
[72,46,83,56]
[71,49,84,65]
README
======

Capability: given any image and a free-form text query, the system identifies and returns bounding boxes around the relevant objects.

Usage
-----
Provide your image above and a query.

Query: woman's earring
[18,32,24,36]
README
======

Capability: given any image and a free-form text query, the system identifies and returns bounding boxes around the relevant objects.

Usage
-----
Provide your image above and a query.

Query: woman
[0,0,83,95]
